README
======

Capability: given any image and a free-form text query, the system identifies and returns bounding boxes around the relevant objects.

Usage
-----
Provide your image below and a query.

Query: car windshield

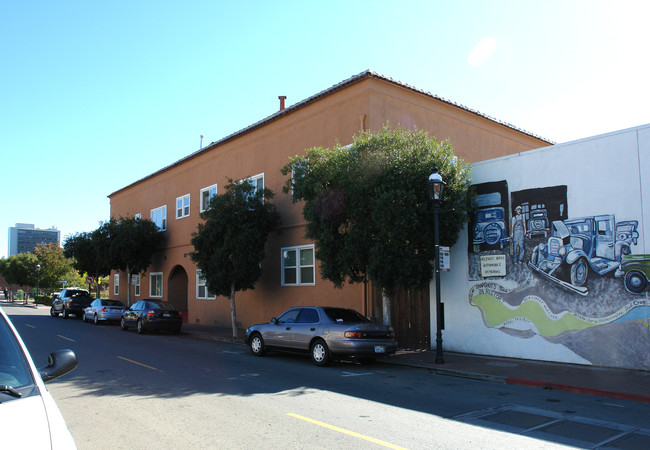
[476,208,503,222]
[323,308,370,323]
[103,300,124,307]
[0,310,34,390]
[148,301,177,311]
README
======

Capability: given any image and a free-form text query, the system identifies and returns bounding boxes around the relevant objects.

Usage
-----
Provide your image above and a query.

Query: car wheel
[63,308,69,319]
[137,319,145,334]
[50,307,58,317]
[172,326,181,335]
[570,259,588,286]
[82,311,87,322]
[120,318,128,331]
[624,271,648,294]
[93,314,99,325]
[249,333,266,356]
[310,339,331,367]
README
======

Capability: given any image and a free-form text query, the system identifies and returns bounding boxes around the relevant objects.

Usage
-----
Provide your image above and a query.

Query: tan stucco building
[108,70,550,344]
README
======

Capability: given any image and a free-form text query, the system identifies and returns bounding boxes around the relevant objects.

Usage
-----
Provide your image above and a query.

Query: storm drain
[453,404,650,449]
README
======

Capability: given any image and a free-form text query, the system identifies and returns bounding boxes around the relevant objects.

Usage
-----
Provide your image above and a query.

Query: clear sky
[2,1,649,258]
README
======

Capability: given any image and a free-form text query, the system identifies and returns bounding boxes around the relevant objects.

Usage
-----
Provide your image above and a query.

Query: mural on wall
[468,182,650,370]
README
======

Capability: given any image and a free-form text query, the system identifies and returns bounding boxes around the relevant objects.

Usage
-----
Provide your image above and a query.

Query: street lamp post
[36,264,41,305]
[427,167,445,364]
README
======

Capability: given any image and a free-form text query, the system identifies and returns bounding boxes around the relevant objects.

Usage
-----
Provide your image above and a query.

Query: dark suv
[50,288,93,319]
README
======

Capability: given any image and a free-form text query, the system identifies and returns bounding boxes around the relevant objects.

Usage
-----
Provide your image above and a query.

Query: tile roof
[109,70,552,197]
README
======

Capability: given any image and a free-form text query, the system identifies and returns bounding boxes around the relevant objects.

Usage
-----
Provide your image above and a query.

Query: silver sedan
[83,299,126,324]
[244,306,397,366]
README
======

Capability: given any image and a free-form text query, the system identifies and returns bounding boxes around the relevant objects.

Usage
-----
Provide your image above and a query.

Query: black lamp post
[427,167,445,364]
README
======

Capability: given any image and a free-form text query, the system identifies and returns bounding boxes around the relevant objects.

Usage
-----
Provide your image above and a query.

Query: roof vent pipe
[278,96,287,111]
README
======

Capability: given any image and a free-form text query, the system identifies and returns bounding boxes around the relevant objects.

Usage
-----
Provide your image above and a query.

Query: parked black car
[50,288,93,319]
[120,299,182,334]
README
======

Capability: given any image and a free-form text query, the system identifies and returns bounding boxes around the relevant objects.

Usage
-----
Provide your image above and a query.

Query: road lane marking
[57,334,75,342]
[341,371,373,377]
[25,324,35,328]
[117,356,158,371]
[287,413,406,449]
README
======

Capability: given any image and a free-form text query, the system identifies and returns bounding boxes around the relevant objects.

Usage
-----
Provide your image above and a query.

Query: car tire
[249,333,266,356]
[172,326,181,335]
[137,319,145,334]
[50,307,58,317]
[624,270,647,294]
[310,339,331,367]
[120,318,128,331]
[63,308,69,319]
[570,258,588,286]
[93,314,99,325]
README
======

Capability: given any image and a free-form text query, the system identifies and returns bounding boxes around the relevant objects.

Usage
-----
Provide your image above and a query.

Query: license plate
[374,345,385,353]
[163,313,170,318]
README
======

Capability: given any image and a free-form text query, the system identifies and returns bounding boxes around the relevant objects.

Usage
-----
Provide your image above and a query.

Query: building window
[200,184,218,212]
[176,194,190,219]
[133,274,140,297]
[151,205,167,231]
[150,272,163,297]
[196,270,215,299]
[134,213,142,220]
[114,274,119,295]
[243,173,264,202]
[291,162,307,202]
[281,245,315,286]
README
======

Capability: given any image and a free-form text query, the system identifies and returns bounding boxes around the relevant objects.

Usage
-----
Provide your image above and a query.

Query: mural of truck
[528,214,639,296]
[473,206,509,249]
[615,254,650,294]
[526,208,549,238]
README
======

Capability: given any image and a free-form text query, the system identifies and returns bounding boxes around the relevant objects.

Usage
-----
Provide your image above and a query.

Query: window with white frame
[176,194,190,219]
[281,245,315,286]
[133,274,141,297]
[135,213,142,220]
[150,272,163,297]
[196,270,216,299]
[291,162,307,202]
[114,274,120,295]
[200,184,217,212]
[243,173,264,202]
[151,205,167,231]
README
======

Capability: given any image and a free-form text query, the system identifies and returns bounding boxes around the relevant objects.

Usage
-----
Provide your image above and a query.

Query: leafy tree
[282,125,473,325]
[34,242,74,292]
[102,217,164,306]
[0,253,39,292]
[64,230,112,297]
[189,179,281,337]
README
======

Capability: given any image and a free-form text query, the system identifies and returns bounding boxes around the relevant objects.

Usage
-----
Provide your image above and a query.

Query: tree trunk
[382,289,391,326]
[126,267,132,307]
[229,283,238,338]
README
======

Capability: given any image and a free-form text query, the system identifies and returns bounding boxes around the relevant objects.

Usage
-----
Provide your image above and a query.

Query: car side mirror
[271,317,278,325]
[38,349,78,383]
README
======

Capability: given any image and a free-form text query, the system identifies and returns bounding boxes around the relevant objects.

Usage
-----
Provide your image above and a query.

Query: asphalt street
[5,303,650,449]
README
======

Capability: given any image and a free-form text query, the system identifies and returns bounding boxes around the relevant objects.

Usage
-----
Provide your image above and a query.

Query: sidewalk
[181,323,650,403]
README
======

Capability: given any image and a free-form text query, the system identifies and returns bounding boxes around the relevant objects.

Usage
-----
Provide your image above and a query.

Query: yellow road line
[117,356,158,371]
[57,334,75,342]
[288,413,407,449]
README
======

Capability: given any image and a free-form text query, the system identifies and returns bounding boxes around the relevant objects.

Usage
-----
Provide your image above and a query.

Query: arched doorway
[168,265,188,323]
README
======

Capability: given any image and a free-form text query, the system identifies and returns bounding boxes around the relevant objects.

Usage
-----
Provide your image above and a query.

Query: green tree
[103,217,164,306]
[64,230,112,297]
[34,242,74,293]
[282,125,473,324]
[189,179,281,337]
[0,253,39,294]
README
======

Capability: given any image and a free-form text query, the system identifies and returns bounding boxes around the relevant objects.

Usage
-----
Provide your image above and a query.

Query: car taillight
[65,300,71,306]
[101,307,107,312]
[146,310,155,317]
[178,311,183,317]
[345,331,363,339]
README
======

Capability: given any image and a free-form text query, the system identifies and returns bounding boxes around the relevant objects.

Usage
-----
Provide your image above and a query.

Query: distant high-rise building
[8,223,60,256]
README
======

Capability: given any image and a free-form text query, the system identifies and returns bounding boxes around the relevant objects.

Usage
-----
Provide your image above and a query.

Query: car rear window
[323,308,370,323]
[103,300,124,306]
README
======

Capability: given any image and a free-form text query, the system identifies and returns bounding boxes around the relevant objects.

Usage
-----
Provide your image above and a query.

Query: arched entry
[168,265,188,323]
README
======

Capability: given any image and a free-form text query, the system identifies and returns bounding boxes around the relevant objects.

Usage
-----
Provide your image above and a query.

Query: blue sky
[2,1,649,258]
